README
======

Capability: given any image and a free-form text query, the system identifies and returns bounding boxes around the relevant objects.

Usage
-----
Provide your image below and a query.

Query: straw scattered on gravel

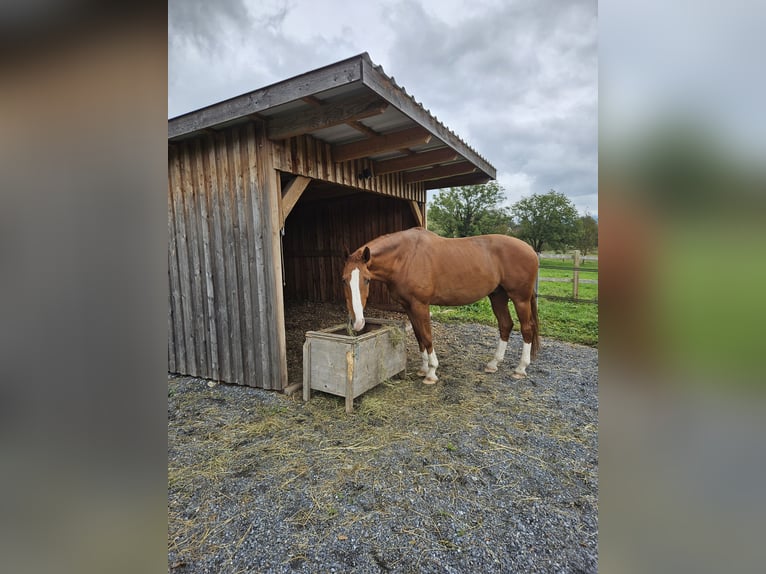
[169,302,598,573]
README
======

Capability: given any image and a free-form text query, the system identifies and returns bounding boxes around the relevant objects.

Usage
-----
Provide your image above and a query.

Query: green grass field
[431,255,599,347]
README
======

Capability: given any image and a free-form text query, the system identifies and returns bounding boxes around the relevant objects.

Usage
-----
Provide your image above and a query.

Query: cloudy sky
[169,0,598,215]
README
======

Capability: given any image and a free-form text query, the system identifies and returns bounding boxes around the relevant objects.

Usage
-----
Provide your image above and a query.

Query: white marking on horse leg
[350,268,365,331]
[418,350,429,376]
[513,342,532,378]
[424,350,439,384]
[485,339,508,373]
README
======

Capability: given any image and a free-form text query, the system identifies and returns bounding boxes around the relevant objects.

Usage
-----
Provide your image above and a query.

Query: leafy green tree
[575,214,598,255]
[510,190,579,252]
[427,182,510,237]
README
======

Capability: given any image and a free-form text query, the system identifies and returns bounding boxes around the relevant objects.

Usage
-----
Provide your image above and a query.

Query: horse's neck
[368,236,404,282]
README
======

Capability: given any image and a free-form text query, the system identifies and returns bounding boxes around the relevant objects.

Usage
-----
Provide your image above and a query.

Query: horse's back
[397,230,537,303]
[403,229,537,274]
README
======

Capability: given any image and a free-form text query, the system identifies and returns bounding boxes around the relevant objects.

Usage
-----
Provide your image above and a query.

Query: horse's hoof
[511,372,526,380]
[484,365,498,373]
[423,376,438,385]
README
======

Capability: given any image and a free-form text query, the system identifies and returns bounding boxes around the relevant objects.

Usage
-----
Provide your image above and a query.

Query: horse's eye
[365,279,371,285]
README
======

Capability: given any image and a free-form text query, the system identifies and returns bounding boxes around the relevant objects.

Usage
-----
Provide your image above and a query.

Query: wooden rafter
[422,172,491,190]
[304,96,380,138]
[373,148,460,175]
[332,126,432,163]
[402,161,476,184]
[347,120,380,138]
[267,94,388,140]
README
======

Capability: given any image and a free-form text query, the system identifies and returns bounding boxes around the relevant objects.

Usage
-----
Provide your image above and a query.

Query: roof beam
[422,172,492,190]
[403,161,477,184]
[373,148,460,175]
[266,94,388,140]
[347,120,380,138]
[304,95,381,138]
[332,126,432,163]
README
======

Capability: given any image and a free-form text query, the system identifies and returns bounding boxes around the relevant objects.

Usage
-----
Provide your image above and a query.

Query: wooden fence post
[572,250,581,300]
[536,252,540,299]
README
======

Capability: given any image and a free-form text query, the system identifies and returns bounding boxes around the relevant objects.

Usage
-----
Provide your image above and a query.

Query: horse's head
[342,246,372,332]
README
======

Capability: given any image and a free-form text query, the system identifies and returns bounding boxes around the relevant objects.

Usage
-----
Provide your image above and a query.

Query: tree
[510,190,579,252]
[575,214,598,255]
[427,182,510,237]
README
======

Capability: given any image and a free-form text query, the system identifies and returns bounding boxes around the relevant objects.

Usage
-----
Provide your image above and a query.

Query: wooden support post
[255,120,289,390]
[303,341,311,402]
[345,349,355,414]
[536,252,540,299]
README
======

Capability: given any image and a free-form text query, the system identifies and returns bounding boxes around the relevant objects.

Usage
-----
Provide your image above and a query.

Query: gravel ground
[168,304,598,573]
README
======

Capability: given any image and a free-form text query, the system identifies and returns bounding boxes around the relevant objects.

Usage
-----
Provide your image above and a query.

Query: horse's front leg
[407,303,439,385]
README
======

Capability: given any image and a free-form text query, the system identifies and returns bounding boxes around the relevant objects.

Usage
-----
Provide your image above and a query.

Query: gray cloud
[378,0,597,210]
[168,0,598,213]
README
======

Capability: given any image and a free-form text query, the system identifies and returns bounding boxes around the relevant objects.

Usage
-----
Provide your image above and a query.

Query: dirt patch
[169,302,598,573]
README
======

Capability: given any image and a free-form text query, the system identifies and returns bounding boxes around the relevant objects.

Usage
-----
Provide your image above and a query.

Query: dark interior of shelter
[281,178,418,309]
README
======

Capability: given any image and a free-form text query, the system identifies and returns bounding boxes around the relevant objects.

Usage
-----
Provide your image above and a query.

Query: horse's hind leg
[485,289,513,373]
[510,297,534,378]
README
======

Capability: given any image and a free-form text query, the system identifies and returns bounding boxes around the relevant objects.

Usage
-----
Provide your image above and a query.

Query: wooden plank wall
[282,192,418,305]
[273,133,426,204]
[168,123,283,389]
[169,124,425,389]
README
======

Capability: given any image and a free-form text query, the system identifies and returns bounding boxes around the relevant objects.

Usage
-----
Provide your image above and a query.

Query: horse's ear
[362,246,371,263]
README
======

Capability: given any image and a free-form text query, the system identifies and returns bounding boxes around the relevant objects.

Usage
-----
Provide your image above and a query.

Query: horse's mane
[369,228,430,256]
[346,250,367,263]
[346,228,435,266]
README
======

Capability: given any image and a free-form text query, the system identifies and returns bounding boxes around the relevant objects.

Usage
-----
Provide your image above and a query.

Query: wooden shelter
[168,53,496,390]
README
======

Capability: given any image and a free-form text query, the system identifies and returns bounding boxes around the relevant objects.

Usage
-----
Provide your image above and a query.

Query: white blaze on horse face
[350,268,365,331]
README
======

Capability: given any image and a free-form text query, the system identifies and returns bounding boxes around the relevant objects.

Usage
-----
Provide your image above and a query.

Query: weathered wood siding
[168,123,284,389]
[273,133,426,203]
[282,192,418,305]
[169,123,425,389]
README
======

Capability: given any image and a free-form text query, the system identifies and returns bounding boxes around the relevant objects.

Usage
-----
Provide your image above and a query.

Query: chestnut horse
[342,227,540,384]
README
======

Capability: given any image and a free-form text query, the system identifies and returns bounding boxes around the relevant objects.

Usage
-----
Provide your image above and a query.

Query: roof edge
[168,53,369,140]
[168,53,497,181]
[360,58,496,179]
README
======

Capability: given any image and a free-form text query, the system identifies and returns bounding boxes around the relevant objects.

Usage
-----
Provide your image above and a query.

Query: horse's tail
[530,293,541,359]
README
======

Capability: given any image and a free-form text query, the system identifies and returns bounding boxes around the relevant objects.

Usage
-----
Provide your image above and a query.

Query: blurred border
[1,5,167,574]
[3,2,765,572]
[600,1,766,572]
